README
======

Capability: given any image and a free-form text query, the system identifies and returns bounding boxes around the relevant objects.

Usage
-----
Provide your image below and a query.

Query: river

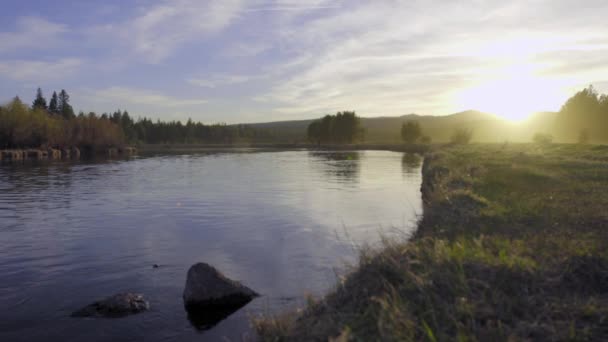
[0,149,422,341]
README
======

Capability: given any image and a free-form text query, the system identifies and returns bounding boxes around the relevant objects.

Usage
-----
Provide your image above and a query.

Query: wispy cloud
[222,42,270,57]
[187,74,252,88]
[2,0,608,121]
[0,58,82,82]
[255,0,608,116]
[88,0,246,64]
[89,87,208,108]
[0,16,68,53]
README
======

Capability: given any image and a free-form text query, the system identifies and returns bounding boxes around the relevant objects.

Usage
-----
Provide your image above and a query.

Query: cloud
[0,58,82,82]
[87,86,207,108]
[0,16,68,53]
[222,42,270,57]
[187,74,252,88]
[90,0,246,63]
[254,0,608,116]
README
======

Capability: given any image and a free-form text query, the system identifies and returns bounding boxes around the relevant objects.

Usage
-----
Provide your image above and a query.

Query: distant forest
[1,86,608,150]
[0,88,277,150]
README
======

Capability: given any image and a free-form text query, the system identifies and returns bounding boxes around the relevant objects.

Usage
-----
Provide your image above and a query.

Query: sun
[455,63,567,122]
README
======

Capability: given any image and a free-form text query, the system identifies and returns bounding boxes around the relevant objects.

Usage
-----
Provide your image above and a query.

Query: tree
[555,85,604,142]
[58,89,75,119]
[401,120,422,144]
[451,128,473,144]
[49,91,59,114]
[306,111,363,145]
[32,88,47,110]
[307,120,322,145]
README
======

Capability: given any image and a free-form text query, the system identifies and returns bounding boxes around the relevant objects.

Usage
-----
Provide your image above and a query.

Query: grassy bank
[254,144,608,341]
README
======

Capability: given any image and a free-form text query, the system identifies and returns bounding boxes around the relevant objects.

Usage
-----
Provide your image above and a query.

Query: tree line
[307,111,364,145]
[0,88,279,149]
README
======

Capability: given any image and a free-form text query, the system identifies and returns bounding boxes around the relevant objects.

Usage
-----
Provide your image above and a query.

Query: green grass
[254,144,608,341]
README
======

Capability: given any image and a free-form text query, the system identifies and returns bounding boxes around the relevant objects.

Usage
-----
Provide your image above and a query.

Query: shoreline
[0,146,137,162]
[137,143,433,154]
[254,144,608,341]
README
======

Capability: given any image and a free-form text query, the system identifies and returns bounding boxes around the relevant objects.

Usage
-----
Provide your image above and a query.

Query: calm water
[0,150,422,341]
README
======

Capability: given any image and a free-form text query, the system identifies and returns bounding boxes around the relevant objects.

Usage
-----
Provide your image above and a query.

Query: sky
[1,0,607,123]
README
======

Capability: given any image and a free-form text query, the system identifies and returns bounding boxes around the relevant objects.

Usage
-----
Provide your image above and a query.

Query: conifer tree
[58,89,75,119]
[49,91,59,114]
[32,87,47,110]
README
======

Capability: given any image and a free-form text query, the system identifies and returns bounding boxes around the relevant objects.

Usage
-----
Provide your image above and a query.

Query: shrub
[450,128,472,144]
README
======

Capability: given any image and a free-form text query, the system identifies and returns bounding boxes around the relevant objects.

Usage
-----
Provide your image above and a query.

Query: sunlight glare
[456,62,567,121]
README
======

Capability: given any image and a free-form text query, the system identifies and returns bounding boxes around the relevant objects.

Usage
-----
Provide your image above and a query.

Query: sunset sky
[1,0,607,122]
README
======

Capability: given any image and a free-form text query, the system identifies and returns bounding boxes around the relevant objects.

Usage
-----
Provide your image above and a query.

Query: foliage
[307,111,363,145]
[555,85,608,142]
[32,88,47,110]
[48,91,59,114]
[111,110,275,144]
[450,127,472,144]
[58,89,75,119]
[0,97,124,149]
[400,120,422,144]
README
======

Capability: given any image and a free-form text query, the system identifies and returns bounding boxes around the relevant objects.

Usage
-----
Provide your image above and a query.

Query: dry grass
[254,144,608,341]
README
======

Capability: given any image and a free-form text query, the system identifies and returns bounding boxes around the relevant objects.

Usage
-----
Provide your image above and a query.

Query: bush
[450,128,472,144]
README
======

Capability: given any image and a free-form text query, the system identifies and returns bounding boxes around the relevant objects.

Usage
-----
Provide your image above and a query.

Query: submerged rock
[71,293,149,318]
[183,263,258,311]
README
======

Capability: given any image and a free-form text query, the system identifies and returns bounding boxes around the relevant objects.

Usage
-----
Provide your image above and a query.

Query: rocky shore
[0,146,136,162]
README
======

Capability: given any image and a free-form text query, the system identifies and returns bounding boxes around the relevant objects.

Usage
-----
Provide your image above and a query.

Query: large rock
[183,263,258,311]
[71,293,149,318]
[70,147,81,159]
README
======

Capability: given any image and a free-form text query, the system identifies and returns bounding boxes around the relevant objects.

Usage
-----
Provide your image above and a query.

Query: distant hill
[243,110,558,143]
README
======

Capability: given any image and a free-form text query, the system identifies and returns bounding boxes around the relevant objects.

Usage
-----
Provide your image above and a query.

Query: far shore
[137,142,433,154]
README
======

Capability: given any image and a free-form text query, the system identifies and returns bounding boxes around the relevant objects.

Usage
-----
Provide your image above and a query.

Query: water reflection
[186,302,251,331]
[308,151,360,183]
[402,153,422,176]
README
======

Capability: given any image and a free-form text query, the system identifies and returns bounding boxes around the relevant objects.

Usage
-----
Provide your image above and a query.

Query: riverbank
[0,147,136,162]
[254,144,608,341]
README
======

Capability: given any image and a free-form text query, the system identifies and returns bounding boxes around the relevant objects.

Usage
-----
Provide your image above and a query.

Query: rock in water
[71,293,149,318]
[183,263,258,311]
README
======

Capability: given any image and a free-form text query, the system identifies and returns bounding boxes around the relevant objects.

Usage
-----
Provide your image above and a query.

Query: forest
[0,88,276,150]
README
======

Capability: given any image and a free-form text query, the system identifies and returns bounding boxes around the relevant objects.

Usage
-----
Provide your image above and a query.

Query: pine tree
[58,89,75,119]
[49,91,59,114]
[32,87,48,110]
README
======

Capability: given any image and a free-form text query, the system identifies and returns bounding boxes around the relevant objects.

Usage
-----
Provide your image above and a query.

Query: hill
[244,110,558,143]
